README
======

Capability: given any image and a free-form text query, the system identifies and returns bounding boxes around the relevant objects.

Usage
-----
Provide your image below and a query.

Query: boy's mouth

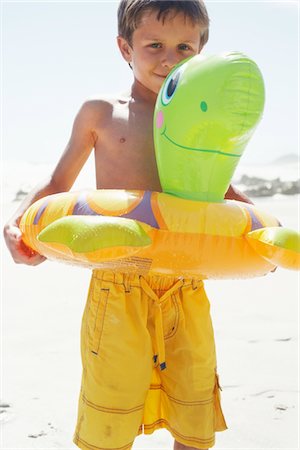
[154,73,167,79]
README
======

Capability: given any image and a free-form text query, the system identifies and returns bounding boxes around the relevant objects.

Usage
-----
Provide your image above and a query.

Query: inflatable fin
[38,215,152,253]
[246,227,300,270]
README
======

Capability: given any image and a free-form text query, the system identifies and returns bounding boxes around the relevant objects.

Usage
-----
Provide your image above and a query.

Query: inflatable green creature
[154,52,265,202]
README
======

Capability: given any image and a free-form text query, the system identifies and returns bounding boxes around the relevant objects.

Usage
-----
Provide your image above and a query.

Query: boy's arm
[3,101,97,265]
[225,184,253,204]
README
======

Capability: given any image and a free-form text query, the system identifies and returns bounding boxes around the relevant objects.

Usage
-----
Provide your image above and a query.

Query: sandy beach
[1,165,299,450]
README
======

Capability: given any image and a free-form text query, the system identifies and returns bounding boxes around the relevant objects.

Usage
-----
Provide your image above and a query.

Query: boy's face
[118,10,203,95]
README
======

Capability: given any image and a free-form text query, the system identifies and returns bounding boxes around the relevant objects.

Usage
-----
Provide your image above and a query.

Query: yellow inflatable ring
[19,189,300,278]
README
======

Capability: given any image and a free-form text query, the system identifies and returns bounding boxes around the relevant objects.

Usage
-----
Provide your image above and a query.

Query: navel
[119,137,126,143]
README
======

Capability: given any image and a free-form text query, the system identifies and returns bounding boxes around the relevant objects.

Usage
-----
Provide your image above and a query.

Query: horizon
[2,151,299,168]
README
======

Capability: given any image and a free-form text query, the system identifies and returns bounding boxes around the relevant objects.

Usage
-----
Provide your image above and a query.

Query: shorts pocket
[87,283,110,355]
[161,293,180,339]
[214,373,228,431]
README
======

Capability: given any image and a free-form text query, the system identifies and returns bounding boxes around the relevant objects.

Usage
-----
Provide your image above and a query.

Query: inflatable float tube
[20,189,299,278]
[20,52,300,278]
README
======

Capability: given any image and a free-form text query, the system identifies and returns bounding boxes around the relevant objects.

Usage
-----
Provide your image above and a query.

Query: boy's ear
[117,36,132,63]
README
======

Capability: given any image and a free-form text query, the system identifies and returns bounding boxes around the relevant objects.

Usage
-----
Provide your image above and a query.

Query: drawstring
[139,277,184,371]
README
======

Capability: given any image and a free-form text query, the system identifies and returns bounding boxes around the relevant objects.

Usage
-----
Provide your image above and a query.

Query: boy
[4,1,252,449]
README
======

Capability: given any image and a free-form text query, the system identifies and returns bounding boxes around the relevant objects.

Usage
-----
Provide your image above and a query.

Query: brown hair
[118,0,209,49]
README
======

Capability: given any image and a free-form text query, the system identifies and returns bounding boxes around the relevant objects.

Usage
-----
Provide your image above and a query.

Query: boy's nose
[161,50,179,69]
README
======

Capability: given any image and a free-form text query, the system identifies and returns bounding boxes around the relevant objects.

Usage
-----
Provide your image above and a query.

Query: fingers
[16,241,47,265]
[4,224,46,266]
[13,239,46,266]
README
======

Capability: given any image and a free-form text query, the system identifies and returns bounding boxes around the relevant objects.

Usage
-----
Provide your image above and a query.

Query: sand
[1,194,299,450]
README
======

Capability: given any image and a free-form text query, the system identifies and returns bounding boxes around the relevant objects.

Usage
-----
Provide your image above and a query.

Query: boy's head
[118,0,209,49]
[117,0,210,94]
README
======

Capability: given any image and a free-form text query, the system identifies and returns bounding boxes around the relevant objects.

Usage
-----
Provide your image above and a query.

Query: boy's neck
[130,79,158,106]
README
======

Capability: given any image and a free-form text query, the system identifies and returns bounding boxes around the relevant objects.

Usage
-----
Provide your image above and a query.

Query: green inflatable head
[154,52,265,202]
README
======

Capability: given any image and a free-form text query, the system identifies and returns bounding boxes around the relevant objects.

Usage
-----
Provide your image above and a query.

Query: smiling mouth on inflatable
[161,127,242,158]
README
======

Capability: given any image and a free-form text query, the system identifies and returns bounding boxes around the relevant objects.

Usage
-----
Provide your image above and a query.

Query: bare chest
[94,103,161,191]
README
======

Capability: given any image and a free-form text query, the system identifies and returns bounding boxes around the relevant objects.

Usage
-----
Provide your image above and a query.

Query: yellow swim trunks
[73,271,227,450]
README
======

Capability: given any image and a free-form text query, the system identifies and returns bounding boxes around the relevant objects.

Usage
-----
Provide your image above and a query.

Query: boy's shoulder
[81,93,131,113]
[76,93,131,127]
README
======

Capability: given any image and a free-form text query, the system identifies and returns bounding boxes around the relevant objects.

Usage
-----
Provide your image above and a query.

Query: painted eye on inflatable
[161,66,183,106]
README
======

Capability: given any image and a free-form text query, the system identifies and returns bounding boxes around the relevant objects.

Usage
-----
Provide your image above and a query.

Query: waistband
[91,270,203,292]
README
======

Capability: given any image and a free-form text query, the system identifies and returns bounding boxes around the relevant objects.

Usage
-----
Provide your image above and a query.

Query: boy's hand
[225,184,253,204]
[3,223,46,266]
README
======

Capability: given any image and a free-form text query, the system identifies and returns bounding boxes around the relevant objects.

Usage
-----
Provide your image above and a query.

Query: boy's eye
[178,44,190,51]
[150,43,162,49]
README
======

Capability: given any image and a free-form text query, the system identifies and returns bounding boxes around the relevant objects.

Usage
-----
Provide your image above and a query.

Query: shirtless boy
[4,1,252,449]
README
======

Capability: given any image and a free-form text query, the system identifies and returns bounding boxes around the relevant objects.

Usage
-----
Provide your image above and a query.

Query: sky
[1,0,299,166]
